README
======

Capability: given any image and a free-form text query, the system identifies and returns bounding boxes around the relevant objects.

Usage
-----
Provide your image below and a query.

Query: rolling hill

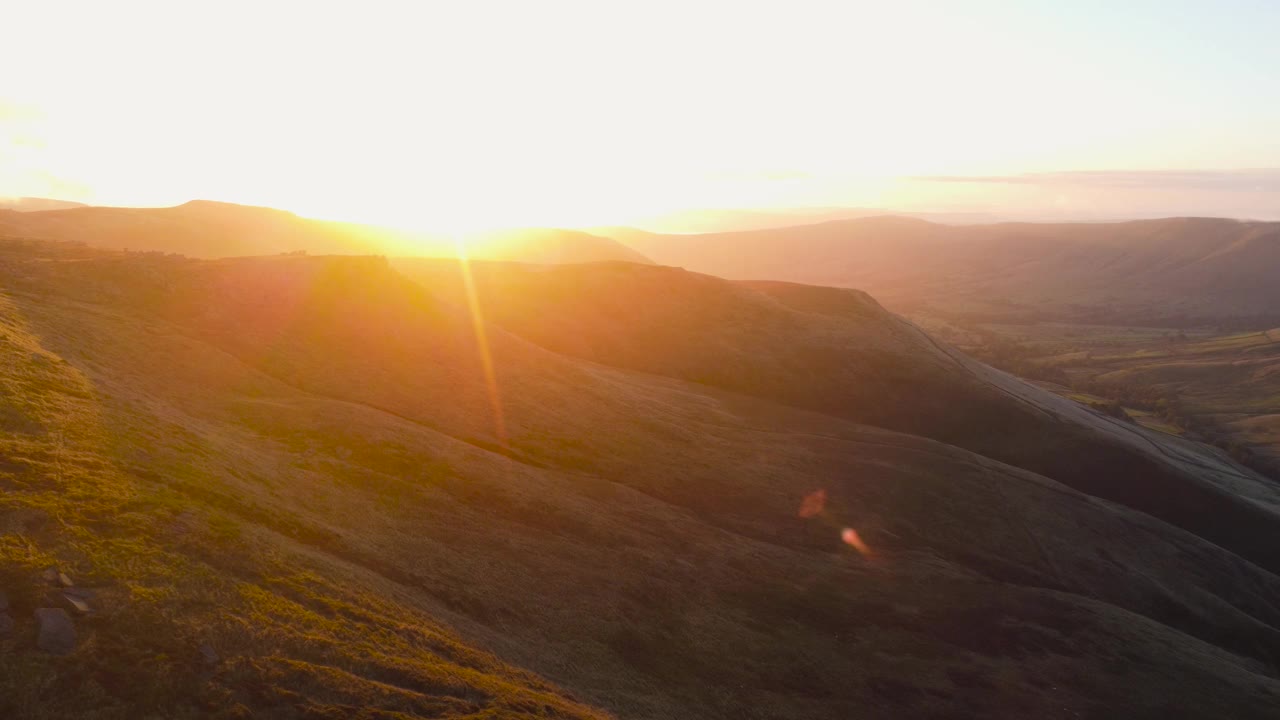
[0,200,650,265]
[607,216,1280,324]
[0,198,88,212]
[3,237,1280,718]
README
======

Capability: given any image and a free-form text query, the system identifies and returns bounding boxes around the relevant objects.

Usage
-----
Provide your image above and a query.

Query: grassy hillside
[395,260,1280,575]
[3,240,1280,718]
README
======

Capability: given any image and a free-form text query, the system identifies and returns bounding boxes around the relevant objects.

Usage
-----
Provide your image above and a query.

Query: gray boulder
[35,608,76,654]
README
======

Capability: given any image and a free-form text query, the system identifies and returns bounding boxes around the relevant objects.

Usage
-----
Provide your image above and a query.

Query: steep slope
[4,241,1280,718]
[0,247,609,719]
[606,216,1280,322]
[396,260,1280,575]
[0,201,650,265]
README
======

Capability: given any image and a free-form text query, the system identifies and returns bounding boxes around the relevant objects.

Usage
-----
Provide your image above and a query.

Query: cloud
[911,169,1280,193]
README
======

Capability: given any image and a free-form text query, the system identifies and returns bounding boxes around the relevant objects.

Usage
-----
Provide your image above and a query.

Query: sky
[2,0,1278,229]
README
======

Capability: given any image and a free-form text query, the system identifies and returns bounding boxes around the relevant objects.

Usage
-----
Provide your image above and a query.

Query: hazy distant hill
[4,239,1280,718]
[608,216,1280,323]
[0,199,650,264]
[462,228,653,265]
[595,206,1001,234]
[0,197,88,212]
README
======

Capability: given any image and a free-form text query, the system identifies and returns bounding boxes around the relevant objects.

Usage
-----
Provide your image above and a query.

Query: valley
[921,318,1280,479]
[605,214,1280,483]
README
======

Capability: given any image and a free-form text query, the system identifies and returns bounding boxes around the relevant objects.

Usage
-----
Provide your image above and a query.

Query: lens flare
[841,528,871,556]
[798,489,827,518]
[454,235,507,447]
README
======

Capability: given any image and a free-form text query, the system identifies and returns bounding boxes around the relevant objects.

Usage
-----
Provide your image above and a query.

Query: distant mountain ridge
[0,199,651,265]
[592,206,1004,234]
[0,196,88,212]
[607,215,1280,323]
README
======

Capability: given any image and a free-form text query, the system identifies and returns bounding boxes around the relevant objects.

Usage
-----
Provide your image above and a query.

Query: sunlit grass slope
[0,244,606,718]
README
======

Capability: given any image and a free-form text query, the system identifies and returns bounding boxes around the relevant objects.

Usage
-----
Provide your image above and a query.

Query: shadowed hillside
[396,259,1280,574]
[3,240,1280,718]
[606,216,1280,323]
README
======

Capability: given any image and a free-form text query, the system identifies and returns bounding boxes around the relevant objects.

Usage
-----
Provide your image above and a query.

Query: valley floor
[919,316,1280,478]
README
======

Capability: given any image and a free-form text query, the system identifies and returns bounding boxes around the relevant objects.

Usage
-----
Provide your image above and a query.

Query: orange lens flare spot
[841,528,871,556]
[798,489,826,518]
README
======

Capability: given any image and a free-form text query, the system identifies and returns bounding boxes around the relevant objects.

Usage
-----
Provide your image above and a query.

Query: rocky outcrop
[35,608,76,655]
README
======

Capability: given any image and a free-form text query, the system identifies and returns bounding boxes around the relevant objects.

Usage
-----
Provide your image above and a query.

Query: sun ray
[453,234,508,448]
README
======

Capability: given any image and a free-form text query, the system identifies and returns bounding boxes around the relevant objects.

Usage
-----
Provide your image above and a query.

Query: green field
[920,315,1280,475]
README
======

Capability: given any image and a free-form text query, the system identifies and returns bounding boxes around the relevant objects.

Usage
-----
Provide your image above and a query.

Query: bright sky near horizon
[3,0,1278,228]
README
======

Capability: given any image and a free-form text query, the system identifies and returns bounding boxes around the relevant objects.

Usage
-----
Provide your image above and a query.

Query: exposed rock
[41,565,75,588]
[0,590,9,612]
[199,642,220,666]
[35,608,76,654]
[63,587,95,601]
[0,612,13,636]
[62,593,92,615]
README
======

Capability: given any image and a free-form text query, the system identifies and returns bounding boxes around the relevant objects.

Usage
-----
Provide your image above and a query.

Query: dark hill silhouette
[606,216,1280,322]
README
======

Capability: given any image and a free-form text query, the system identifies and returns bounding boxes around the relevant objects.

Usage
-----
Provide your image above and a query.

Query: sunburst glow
[5,1,1277,229]
[453,237,507,445]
